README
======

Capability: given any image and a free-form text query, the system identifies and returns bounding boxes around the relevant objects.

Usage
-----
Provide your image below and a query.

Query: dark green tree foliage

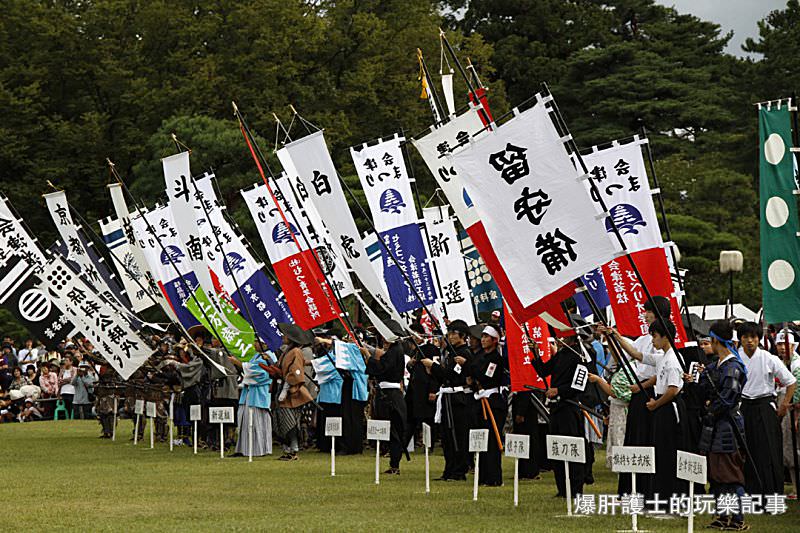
[2,0,800,337]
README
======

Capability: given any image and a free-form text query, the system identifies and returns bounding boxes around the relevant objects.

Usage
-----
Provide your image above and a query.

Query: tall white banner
[43,190,135,321]
[278,132,401,323]
[411,106,486,229]
[38,254,152,379]
[580,139,662,253]
[108,184,169,318]
[351,136,437,314]
[449,99,618,308]
[422,206,475,323]
[98,216,153,313]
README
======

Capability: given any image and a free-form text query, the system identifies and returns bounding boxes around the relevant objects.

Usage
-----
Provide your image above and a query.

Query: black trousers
[651,396,688,498]
[550,402,585,497]
[375,388,407,469]
[476,397,507,486]
[618,389,653,497]
[441,398,469,479]
[742,397,784,495]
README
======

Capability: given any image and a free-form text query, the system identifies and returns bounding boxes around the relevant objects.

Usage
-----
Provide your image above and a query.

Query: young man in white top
[737,322,796,496]
[604,318,687,502]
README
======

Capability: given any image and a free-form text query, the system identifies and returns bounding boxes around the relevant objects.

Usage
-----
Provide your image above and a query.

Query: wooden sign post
[422,422,432,494]
[326,417,343,476]
[677,451,707,533]
[367,419,391,484]
[189,405,201,455]
[133,399,144,446]
[505,433,531,507]
[546,434,587,516]
[209,406,235,459]
[145,401,156,449]
[469,429,489,501]
[611,446,656,532]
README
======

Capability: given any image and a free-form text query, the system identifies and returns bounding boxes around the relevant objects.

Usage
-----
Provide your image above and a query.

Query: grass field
[1,420,797,532]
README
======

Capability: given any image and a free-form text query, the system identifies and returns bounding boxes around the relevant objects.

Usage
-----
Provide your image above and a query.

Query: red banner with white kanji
[506,306,552,392]
[602,247,686,347]
[272,249,341,329]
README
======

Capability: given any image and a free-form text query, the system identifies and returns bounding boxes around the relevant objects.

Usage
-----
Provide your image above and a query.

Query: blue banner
[378,223,437,313]
[574,267,610,318]
[161,272,201,329]
[232,269,293,352]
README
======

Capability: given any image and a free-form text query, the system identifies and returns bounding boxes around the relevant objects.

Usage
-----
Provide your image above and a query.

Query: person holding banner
[422,319,474,482]
[602,319,688,502]
[363,319,408,475]
[469,324,507,487]
[696,320,749,531]
[736,322,796,496]
[273,324,314,461]
[234,345,274,457]
[530,330,586,498]
[615,295,672,497]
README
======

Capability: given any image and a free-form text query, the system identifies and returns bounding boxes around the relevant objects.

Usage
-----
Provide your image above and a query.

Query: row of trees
[2,0,800,335]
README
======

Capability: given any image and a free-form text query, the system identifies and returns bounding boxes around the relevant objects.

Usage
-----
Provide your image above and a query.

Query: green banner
[759,105,800,323]
[185,287,256,361]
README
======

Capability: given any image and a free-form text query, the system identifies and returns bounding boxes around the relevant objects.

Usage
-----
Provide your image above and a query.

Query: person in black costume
[422,319,474,481]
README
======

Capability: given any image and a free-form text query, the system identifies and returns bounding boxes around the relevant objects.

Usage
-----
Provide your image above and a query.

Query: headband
[709,331,746,373]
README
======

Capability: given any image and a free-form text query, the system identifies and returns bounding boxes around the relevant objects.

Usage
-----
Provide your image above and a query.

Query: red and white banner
[602,247,686,346]
[241,182,340,329]
[506,307,551,392]
[412,105,577,322]
[448,98,618,318]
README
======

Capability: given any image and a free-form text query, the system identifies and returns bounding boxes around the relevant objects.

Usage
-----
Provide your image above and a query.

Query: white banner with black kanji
[449,99,619,309]
[38,254,151,379]
[422,206,475,323]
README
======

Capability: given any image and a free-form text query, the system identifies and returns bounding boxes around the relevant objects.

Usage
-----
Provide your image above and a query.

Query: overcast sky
[654,0,788,57]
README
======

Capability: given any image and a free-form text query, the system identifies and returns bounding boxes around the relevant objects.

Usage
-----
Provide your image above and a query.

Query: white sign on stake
[134,399,144,415]
[611,446,656,474]
[505,433,530,507]
[325,417,343,437]
[367,419,391,441]
[133,399,143,446]
[367,419,391,485]
[189,404,201,455]
[546,435,586,517]
[469,428,489,453]
[677,451,707,533]
[326,416,343,477]
[422,422,432,495]
[469,429,489,502]
[146,401,156,449]
[612,446,655,532]
[209,406,235,424]
[146,401,156,418]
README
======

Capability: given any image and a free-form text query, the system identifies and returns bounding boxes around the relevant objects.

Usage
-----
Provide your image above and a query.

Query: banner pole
[234,105,359,343]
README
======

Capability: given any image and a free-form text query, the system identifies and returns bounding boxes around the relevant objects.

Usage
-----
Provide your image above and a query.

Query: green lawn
[1,420,797,532]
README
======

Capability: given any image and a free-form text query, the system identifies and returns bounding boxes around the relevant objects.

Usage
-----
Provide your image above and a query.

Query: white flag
[580,139,663,253]
[449,99,619,308]
[423,206,475,323]
[38,255,151,380]
[98,216,154,313]
[278,132,401,323]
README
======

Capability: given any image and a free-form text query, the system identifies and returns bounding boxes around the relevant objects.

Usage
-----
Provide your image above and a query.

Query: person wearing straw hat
[363,319,408,475]
[272,323,314,461]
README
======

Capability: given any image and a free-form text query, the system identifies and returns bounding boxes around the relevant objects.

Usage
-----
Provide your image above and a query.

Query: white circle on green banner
[768,259,795,290]
[766,196,790,227]
[764,133,786,165]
